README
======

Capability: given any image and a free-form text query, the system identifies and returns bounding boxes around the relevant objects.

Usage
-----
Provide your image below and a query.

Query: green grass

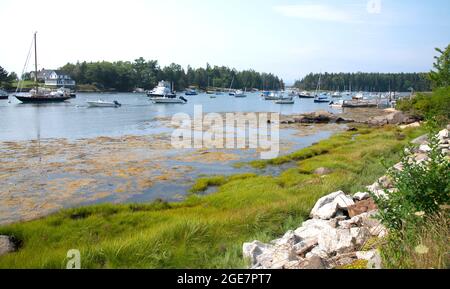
[0,125,427,268]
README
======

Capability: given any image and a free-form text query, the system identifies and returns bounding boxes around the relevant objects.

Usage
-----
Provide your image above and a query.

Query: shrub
[373,131,449,230]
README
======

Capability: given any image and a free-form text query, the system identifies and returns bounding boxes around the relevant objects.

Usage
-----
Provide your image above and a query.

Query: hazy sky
[0,0,449,83]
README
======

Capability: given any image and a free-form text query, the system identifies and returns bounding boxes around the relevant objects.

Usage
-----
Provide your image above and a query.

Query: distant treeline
[58,58,284,91]
[294,72,432,92]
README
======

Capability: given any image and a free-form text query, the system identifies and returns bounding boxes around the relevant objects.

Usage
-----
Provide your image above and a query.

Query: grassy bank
[0,125,426,268]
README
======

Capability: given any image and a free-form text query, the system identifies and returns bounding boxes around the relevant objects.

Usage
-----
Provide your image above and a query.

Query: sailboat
[234,88,247,98]
[313,74,330,103]
[14,32,71,103]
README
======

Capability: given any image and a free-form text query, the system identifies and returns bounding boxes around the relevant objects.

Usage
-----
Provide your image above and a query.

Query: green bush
[373,132,450,231]
[397,87,450,125]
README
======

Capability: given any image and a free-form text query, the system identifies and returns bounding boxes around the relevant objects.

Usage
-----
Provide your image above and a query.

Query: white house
[30,69,76,87]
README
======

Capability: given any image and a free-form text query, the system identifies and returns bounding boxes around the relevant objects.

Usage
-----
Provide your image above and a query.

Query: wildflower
[415,245,429,254]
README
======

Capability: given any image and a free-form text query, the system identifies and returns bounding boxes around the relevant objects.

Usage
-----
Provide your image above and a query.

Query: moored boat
[14,32,71,104]
[147,81,176,98]
[87,100,121,107]
[234,89,246,97]
[0,89,8,100]
[298,91,314,98]
[275,97,294,104]
[152,96,187,104]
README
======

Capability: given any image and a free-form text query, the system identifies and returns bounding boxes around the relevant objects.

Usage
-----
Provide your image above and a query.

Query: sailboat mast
[34,32,38,92]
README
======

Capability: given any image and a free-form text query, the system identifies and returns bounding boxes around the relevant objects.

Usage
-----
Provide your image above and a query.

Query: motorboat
[185,89,198,96]
[87,100,121,107]
[329,100,344,108]
[331,91,342,98]
[265,92,281,100]
[298,91,314,98]
[152,95,187,104]
[314,94,330,103]
[352,92,365,100]
[229,90,236,96]
[0,89,8,100]
[234,89,246,97]
[275,97,294,104]
[147,81,176,98]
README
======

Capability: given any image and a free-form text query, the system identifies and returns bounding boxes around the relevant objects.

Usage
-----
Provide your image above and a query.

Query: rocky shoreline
[243,126,449,269]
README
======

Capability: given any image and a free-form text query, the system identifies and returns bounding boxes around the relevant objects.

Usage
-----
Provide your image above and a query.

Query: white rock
[353,192,370,201]
[419,144,432,153]
[356,250,377,261]
[0,236,15,256]
[437,129,448,140]
[294,219,335,243]
[269,244,298,269]
[306,246,329,259]
[243,241,273,266]
[317,228,355,255]
[293,238,319,256]
[399,122,421,130]
[367,250,383,269]
[310,191,355,220]
[351,227,371,247]
[272,230,301,246]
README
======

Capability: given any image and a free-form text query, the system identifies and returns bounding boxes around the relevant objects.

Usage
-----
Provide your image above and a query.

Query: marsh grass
[0,125,427,268]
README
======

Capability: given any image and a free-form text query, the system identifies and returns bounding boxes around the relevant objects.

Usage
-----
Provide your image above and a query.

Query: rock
[354,250,383,269]
[314,167,333,175]
[347,198,378,218]
[347,127,358,132]
[294,238,319,257]
[310,191,355,220]
[269,244,298,269]
[368,111,416,126]
[318,227,355,254]
[399,122,421,129]
[243,241,273,266]
[415,153,430,164]
[393,162,404,171]
[298,255,327,269]
[353,192,370,201]
[0,236,16,256]
[272,230,301,246]
[437,129,449,141]
[419,144,432,153]
[294,219,335,243]
[411,134,428,145]
[306,246,329,259]
[378,175,393,189]
[351,227,371,247]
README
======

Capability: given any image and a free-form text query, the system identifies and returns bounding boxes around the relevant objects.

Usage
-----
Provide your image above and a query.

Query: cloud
[274,4,361,23]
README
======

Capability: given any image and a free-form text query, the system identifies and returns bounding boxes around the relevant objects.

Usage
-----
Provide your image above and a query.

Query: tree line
[0,66,18,89]
[294,72,432,92]
[58,58,285,92]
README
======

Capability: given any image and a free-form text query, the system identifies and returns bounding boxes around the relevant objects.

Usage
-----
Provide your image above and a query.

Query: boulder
[314,167,333,175]
[353,192,370,201]
[294,219,335,243]
[411,134,428,145]
[298,255,327,269]
[419,144,432,153]
[415,153,429,164]
[347,198,378,218]
[0,236,16,256]
[272,230,301,246]
[243,241,273,266]
[317,227,355,255]
[306,246,329,259]
[269,244,298,269]
[437,129,449,141]
[293,238,319,257]
[366,250,383,269]
[399,122,421,130]
[310,191,355,220]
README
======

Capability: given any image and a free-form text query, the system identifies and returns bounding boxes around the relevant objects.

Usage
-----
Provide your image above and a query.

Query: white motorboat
[87,100,122,107]
[152,96,187,104]
[275,97,294,104]
[265,92,281,100]
[147,81,176,98]
[352,92,365,100]
[234,89,246,97]
[329,100,344,108]
[332,91,342,98]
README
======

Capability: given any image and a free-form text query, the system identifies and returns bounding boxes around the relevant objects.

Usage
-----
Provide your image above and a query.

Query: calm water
[0,92,342,141]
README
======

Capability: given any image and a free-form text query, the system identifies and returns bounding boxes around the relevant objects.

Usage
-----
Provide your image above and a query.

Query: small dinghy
[87,100,122,107]
[275,97,295,104]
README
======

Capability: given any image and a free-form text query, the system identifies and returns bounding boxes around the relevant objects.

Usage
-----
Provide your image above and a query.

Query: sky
[0,0,449,83]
